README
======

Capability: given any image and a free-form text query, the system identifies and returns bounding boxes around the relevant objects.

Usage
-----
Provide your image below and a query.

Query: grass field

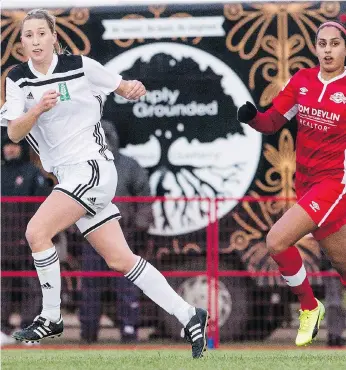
[2,348,346,370]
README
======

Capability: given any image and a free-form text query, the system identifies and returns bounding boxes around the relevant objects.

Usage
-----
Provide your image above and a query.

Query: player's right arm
[82,56,146,101]
[5,77,60,143]
[237,72,300,134]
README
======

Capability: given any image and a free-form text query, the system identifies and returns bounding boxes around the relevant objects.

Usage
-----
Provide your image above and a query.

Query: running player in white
[1,9,208,358]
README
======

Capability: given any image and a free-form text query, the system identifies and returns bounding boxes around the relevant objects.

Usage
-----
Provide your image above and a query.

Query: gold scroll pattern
[224,2,340,106]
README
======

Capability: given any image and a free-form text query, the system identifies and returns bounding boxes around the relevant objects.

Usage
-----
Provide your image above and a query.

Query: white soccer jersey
[1,54,122,172]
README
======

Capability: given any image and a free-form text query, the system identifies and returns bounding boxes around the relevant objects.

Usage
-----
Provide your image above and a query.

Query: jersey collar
[318,67,346,85]
[28,53,58,78]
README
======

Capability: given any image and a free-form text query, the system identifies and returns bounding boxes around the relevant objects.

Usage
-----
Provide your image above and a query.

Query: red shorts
[297,180,346,240]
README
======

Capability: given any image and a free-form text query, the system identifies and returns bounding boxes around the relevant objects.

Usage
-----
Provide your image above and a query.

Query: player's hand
[37,90,61,113]
[237,101,258,123]
[124,80,146,100]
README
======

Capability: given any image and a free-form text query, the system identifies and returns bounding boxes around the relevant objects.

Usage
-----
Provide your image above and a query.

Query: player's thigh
[26,191,86,240]
[268,180,346,253]
[299,180,346,231]
[266,203,317,253]
[76,203,136,272]
[319,224,346,267]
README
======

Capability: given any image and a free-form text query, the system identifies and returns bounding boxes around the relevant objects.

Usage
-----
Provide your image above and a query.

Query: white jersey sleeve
[1,77,25,126]
[82,56,122,95]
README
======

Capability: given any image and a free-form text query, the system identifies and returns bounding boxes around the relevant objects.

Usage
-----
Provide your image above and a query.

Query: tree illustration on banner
[104,43,261,235]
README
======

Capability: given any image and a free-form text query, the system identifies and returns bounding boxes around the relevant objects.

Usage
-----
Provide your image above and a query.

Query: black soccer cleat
[12,315,63,343]
[181,308,209,359]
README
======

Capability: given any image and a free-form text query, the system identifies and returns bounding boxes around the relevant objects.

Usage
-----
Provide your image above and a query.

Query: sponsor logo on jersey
[59,82,71,101]
[298,104,340,122]
[26,92,34,100]
[330,92,346,104]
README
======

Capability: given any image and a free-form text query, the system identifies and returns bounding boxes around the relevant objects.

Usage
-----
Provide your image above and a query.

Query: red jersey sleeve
[272,71,301,120]
[248,107,288,134]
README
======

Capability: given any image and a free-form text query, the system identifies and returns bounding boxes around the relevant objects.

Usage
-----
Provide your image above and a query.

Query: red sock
[271,247,317,311]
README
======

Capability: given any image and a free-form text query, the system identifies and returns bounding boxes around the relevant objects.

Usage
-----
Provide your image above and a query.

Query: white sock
[125,257,196,327]
[32,246,61,322]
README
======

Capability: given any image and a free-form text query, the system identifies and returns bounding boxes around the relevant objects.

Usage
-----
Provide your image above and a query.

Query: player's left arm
[237,103,288,134]
[238,71,301,134]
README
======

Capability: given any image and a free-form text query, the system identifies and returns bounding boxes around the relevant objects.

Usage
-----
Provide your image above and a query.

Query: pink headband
[318,21,346,36]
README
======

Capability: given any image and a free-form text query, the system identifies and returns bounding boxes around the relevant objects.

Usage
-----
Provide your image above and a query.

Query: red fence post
[206,198,220,349]
[206,198,214,346]
[213,199,220,348]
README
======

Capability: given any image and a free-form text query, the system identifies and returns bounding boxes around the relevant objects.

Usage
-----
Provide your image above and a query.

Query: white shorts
[53,159,121,236]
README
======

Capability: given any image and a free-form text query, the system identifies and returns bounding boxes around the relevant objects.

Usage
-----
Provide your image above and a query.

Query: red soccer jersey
[272,66,346,192]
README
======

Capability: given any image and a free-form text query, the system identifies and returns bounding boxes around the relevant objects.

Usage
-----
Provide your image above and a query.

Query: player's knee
[266,230,286,255]
[25,222,49,250]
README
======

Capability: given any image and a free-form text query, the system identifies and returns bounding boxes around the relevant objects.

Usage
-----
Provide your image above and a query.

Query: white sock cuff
[282,264,306,287]
[125,256,148,283]
[32,246,59,268]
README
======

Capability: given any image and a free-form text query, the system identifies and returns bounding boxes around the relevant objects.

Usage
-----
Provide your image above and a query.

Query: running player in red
[237,20,346,346]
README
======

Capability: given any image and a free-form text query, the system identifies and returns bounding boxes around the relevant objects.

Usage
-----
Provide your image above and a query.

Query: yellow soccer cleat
[295,299,325,346]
